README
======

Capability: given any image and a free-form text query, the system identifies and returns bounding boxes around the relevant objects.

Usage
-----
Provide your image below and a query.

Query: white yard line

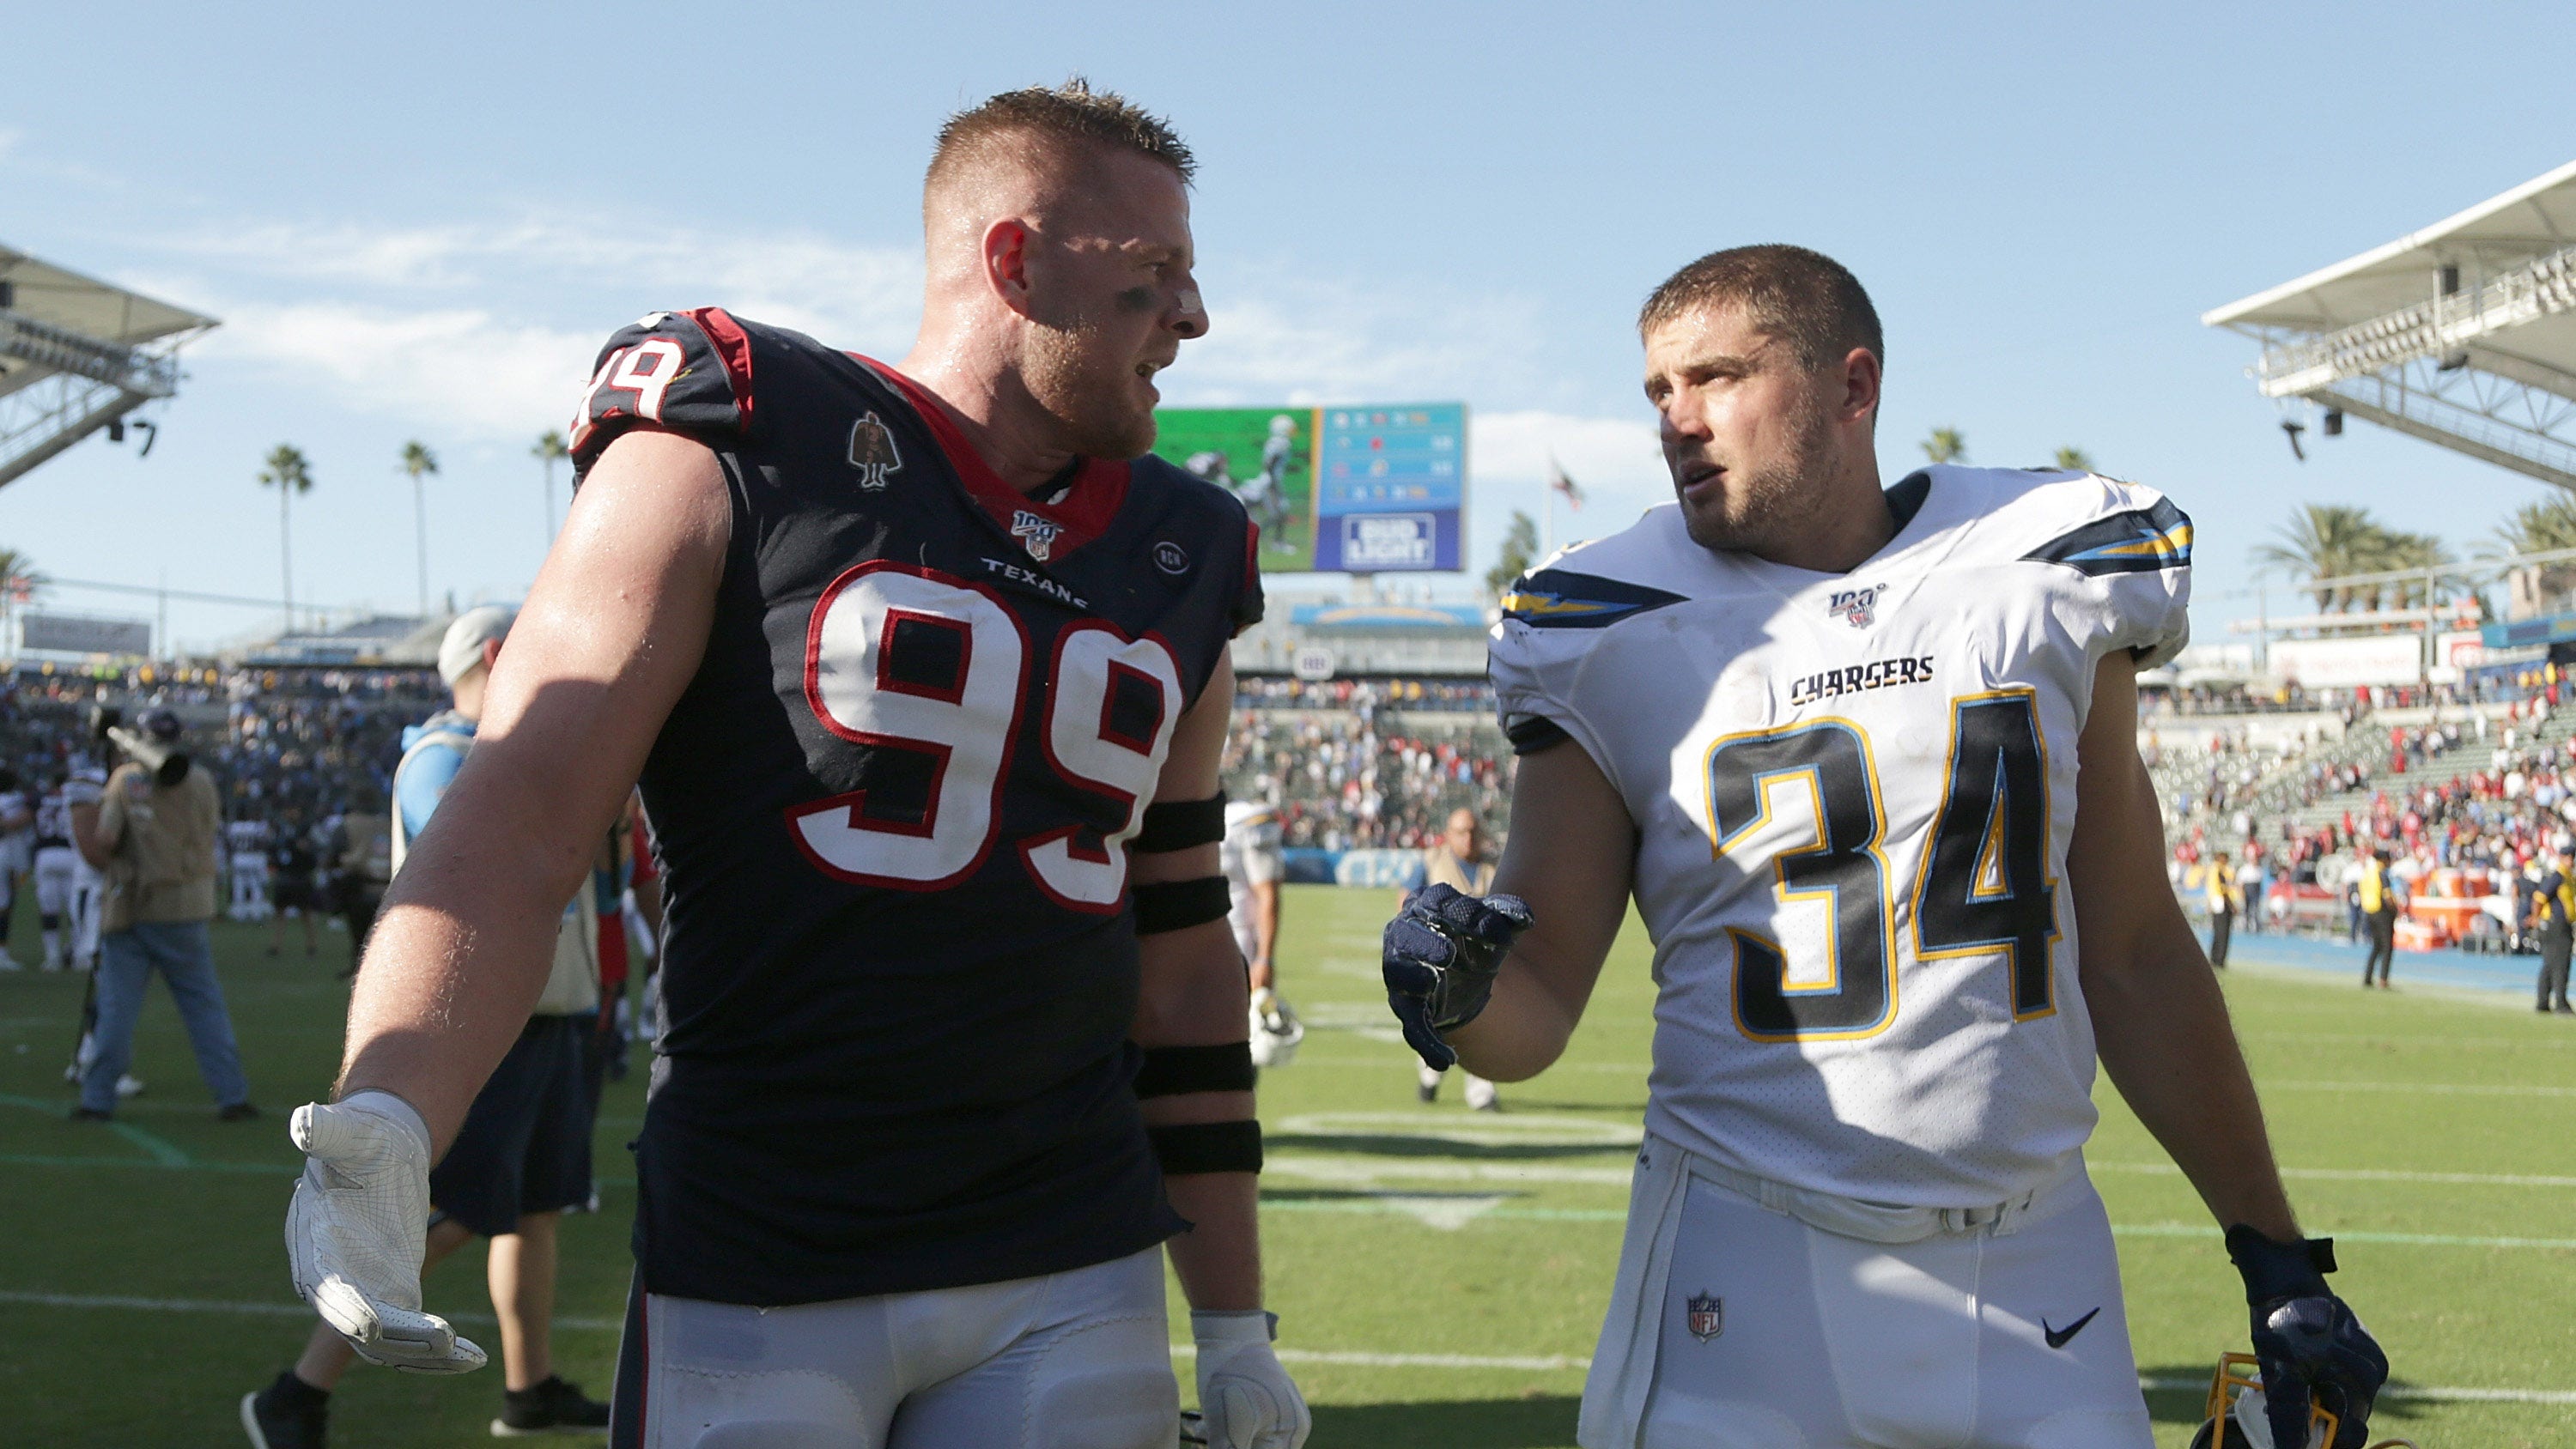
[6,1290,2572,1402]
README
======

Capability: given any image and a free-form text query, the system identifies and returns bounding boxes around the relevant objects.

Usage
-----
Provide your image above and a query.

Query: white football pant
[1583,1138,2151,1449]
[620,1245,1177,1448]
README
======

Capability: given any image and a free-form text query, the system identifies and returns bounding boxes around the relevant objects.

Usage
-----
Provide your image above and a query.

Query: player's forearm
[1447,935,1591,1081]
[1160,1170,1262,1311]
[2086,917,2300,1240]
[1249,882,1279,990]
[339,781,609,1149]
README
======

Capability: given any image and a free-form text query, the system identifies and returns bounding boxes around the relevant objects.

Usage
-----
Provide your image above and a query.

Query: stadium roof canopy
[0,244,217,489]
[2203,159,2576,489]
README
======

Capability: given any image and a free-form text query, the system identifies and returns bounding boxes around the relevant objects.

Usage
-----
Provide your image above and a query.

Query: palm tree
[398,440,439,616]
[258,445,314,633]
[0,549,41,653]
[2052,446,2094,473]
[2487,494,2576,611]
[2378,530,2455,609]
[2253,503,2389,611]
[1922,427,1968,464]
[532,430,569,547]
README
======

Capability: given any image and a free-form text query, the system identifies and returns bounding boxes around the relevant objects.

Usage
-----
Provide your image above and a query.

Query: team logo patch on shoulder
[1499,568,1687,630]
[848,411,903,490]
[2023,497,2191,577]
[1827,585,1886,628]
[1686,1293,1724,1343]
[1011,509,1065,561]
[1153,539,1190,575]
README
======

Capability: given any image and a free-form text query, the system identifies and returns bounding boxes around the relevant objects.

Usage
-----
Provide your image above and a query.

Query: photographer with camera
[69,706,258,1124]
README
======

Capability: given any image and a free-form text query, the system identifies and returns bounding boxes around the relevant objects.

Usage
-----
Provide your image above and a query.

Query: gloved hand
[2227,1226,2385,1449]
[1382,883,1532,1070]
[285,1090,486,1373]
[1188,1311,1309,1449]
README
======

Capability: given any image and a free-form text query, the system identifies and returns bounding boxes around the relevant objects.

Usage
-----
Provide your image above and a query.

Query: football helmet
[2190,1353,2418,1449]
[1248,987,1303,1069]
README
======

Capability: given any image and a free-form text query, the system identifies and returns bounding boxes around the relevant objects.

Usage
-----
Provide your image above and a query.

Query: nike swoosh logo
[2043,1307,2101,1349]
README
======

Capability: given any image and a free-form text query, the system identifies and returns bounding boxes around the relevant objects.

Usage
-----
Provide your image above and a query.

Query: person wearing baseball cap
[70,704,253,1125]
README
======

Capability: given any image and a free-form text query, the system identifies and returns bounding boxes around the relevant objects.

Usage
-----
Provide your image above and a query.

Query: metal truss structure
[0,246,216,490]
[2205,160,2576,490]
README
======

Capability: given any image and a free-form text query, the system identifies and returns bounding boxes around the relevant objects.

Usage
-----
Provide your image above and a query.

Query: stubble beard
[1675,399,1836,558]
[1023,321,1156,461]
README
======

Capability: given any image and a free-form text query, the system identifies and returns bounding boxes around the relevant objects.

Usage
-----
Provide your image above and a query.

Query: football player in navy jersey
[277,81,1308,1449]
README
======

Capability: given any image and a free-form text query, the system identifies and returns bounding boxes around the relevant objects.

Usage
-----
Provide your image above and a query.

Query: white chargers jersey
[1490,467,2190,1207]
[33,788,73,846]
[1221,800,1285,967]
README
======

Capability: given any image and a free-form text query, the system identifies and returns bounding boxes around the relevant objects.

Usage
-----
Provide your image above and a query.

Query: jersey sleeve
[1231,512,1267,636]
[2020,477,2193,670]
[568,306,756,478]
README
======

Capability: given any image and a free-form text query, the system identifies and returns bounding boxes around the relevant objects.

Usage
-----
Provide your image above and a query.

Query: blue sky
[4,0,2573,651]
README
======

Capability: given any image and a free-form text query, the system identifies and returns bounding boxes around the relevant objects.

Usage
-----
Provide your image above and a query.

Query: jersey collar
[852,356,1131,565]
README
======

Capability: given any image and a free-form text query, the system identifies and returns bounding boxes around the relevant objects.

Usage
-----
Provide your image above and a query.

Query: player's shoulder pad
[1130,452,1266,634]
[2006,468,2192,578]
[568,306,764,474]
[1498,506,1695,631]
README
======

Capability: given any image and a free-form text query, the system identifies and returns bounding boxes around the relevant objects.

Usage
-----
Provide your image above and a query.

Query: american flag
[1547,456,1584,511]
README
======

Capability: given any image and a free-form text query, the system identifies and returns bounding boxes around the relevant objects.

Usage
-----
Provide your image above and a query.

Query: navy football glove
[1382,884,1532,1070]
[2226,1226,2387,1449]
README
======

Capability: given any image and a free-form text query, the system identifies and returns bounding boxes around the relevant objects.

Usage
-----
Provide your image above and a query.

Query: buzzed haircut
[1638,244,1884,373]
[927,77,1195,197]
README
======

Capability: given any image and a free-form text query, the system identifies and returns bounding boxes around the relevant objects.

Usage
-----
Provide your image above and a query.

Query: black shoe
[218,1101,264,1122]
[242,1372,328,1449]
[69,1106,112,1123]
[493,1375,610,1436]
[1416,1078,1437,1104]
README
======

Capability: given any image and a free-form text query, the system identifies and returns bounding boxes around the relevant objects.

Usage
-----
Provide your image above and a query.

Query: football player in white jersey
[1382,246,2386,1449]
[1222,799,1301,1065]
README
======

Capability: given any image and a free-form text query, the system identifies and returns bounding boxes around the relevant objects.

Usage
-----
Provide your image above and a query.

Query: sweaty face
[1018,150,1206,459]
[1643,305,1838,557]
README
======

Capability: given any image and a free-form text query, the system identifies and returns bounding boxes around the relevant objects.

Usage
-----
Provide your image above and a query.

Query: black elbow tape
[1134,793,1226,853]
[1149,1119,1263,1175]
[1136,1042,1257,1099]
[1133,876,1232,935]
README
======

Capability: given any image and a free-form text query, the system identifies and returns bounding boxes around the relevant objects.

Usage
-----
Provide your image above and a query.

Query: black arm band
[1134,793,1226,853]
[1136,1042,1257,1098]
[1506,716,1571,755]
[1133,876,1232,935]
[1148,1119,1263,1175]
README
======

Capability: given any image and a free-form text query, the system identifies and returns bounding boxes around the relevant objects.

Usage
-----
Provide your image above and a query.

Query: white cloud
[0,127,21,161]
[1170,268,1551,408]
[204,300,598,440]
[168,216,924,348]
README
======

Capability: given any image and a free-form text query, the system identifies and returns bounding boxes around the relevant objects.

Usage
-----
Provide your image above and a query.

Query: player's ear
[983,218,1035,317]
[1835,346,1882,426]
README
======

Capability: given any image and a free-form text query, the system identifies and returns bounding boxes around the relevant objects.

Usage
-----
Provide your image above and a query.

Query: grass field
[3,888,2573,1446]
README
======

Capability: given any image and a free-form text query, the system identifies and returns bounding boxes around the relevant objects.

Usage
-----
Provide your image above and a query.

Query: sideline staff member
[2204,850,2242,969]
[72,709,256,1122]
[246,608,608,1446]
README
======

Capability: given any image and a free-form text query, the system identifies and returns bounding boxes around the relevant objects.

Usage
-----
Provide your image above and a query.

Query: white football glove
[285,1090,486,1373]
[1191,1310,1309,1449]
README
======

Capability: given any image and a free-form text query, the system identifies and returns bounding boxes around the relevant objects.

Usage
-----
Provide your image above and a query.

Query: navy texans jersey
[571,307,1262,1304]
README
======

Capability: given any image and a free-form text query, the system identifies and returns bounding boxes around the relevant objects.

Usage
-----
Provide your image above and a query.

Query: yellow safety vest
[2358,864,2386,915]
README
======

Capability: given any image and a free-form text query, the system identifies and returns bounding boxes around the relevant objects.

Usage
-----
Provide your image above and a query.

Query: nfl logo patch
[1011,509,1065,562]
[1686,1292,1723,1343]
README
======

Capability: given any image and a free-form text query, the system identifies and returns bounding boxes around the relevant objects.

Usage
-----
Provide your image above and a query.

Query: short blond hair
[927,77,1194,199]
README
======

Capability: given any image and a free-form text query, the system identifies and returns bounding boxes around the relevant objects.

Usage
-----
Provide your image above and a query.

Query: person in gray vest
[245,607,608,1447]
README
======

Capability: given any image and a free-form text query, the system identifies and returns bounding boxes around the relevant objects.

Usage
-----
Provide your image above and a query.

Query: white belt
[1663,1139,2078,1244]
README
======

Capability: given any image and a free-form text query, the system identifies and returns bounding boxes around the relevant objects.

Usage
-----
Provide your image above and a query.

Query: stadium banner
[1150,403,1467,575]
[2268,634,2422,688]
[1287,603,1485,630]
[18,611,151,657]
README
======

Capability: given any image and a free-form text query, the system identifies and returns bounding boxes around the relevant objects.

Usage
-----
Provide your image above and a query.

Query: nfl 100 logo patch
[1686,1292,1723,1343]
[1011,509,1065,562]
[1826,584,1886,628]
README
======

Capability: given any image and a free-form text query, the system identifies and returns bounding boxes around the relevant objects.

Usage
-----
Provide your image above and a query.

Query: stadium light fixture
[2323,409,2344,437]
[2281,418,2307,461]
[106,418,123,443]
